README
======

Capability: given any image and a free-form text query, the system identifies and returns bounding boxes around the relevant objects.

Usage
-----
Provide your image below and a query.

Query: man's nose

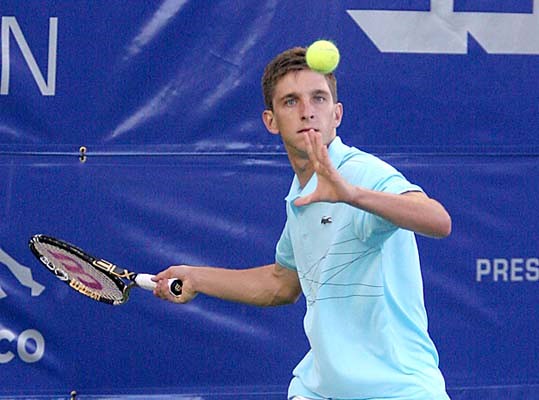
[300,102,315,120]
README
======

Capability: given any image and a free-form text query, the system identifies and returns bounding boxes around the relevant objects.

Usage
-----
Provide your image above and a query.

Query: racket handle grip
[135,274,182,297]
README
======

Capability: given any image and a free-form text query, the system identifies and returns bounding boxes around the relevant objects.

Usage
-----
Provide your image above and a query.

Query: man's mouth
[297,128,318,134]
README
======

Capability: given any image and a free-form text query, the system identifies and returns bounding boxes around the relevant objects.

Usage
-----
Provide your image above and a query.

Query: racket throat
[93,259,135,280]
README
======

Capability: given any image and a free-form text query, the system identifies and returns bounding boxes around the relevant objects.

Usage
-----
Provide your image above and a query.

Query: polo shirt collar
[327,135,347,169]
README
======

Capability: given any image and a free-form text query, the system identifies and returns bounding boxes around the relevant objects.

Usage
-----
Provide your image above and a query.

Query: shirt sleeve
[343,156,423,244]
[275,219,297,271]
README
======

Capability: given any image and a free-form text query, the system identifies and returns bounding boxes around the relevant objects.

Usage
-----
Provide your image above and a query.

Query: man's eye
[314,95,326,103]
[285,98,297,106]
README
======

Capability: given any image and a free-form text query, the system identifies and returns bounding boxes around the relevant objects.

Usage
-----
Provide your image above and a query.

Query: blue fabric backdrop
[1,1,538,398]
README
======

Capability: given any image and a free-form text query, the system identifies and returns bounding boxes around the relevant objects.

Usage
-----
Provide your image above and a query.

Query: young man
[154,47,452,400]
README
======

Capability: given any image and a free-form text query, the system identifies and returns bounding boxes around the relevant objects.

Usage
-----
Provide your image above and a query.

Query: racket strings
[35,242,125,302]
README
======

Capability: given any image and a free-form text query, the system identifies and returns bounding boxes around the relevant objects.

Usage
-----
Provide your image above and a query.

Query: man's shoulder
[339,145,388,170]
[336,141,404,188]
[330,137,375,167]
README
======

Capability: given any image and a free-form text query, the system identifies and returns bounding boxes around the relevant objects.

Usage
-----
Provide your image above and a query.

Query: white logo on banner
[0,328,45,364]
[0,247,45,299]
[476,258,539,282]
[1,16,58,95]
[347,0,539,54]
[0,248,46,363]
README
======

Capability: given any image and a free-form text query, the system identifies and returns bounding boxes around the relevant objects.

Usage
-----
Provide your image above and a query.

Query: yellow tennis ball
[306,40,340,74]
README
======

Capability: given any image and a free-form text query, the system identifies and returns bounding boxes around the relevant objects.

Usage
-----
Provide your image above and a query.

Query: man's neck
[289,157,315,188]
[285,135,336,188]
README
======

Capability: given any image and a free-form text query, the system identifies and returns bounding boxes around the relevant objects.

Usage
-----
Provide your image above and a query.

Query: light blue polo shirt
[276,137,450,400]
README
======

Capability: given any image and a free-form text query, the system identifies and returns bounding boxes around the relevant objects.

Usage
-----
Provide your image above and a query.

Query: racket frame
[29,235,149,305]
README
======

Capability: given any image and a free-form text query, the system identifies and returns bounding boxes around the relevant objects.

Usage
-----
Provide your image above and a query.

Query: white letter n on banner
[1,16,58,96]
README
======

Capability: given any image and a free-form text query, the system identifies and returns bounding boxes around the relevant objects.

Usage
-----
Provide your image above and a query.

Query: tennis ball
[306,40,340,74]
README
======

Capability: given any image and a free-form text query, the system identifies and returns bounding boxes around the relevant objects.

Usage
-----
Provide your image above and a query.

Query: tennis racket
[29,234,182,305]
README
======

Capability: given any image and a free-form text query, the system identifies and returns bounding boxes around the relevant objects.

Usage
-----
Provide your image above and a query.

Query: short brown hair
[261,46,338,110]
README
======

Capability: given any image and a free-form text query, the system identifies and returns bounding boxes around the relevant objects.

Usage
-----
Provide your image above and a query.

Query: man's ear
[334,102,344,128]
[262,109,279,135]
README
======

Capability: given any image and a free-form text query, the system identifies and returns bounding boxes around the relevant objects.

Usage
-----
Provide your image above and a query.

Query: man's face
[263,69,343,158]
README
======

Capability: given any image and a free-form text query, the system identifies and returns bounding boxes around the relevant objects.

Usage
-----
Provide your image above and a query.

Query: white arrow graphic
[347,0,539,54]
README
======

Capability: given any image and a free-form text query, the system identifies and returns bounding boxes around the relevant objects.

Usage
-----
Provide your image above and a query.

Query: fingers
[302,129,315,160]
[153,266,193,304]
[303,130,330,173]
[303,130,319,168]
[152,275,173,300]
[299,130,349,205]
[153,268,173,281]
[311,130,325,164]
[293,193,312,207]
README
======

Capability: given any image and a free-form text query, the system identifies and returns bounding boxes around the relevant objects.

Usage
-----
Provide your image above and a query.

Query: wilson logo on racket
[69,280,102,301]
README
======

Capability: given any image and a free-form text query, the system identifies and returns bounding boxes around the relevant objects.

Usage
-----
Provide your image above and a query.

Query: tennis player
[154,46,452,400]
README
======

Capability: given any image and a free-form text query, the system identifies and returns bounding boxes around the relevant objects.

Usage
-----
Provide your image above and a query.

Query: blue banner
[1,1,538,398]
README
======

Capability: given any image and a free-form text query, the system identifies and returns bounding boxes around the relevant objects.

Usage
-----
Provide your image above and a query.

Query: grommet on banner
[79,146,87,163]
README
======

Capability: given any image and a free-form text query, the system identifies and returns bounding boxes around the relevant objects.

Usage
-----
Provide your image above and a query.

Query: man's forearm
[346,188,452,238]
